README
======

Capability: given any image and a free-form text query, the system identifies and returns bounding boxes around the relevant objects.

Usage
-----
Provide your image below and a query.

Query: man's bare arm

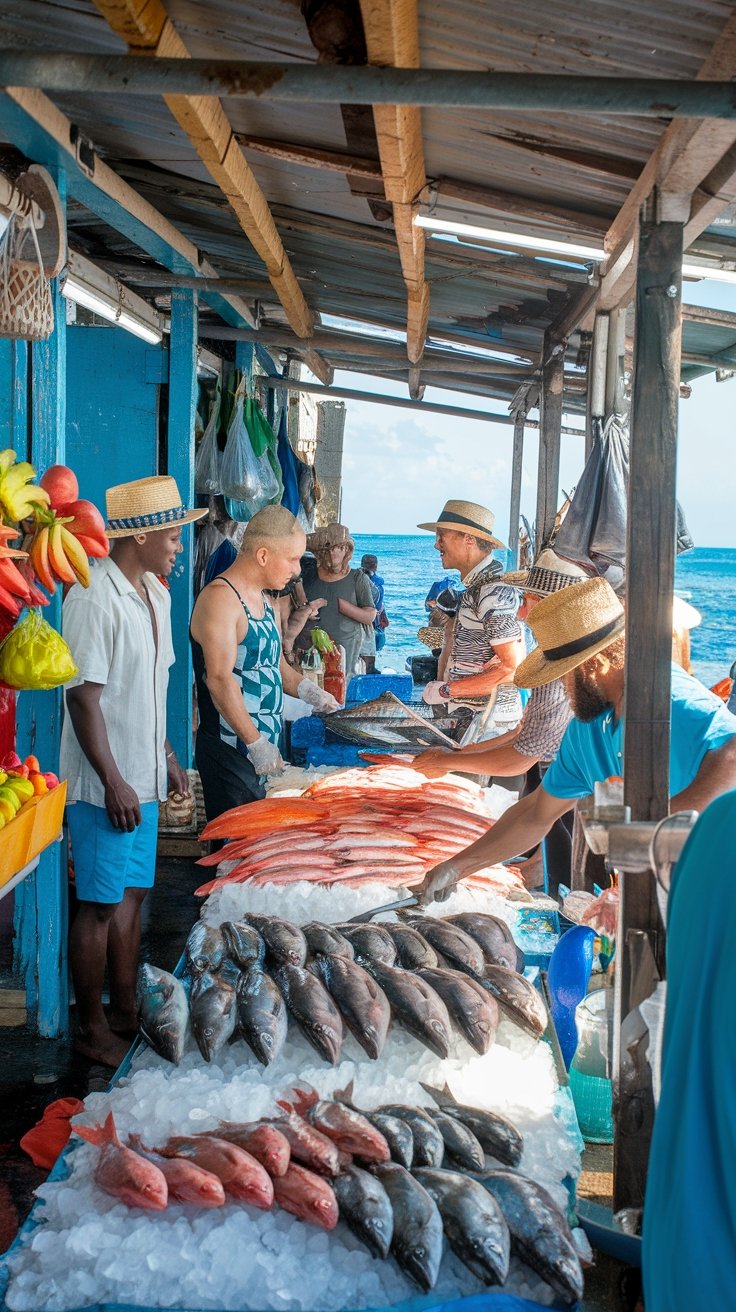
[414,736,539,779]
[337,597,376,624]
[672,737,736,813]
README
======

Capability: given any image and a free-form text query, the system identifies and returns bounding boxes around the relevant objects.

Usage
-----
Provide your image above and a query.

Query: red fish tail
[74,1111,120,1148]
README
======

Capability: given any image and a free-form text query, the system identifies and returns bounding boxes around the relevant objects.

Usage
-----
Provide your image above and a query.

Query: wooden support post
[166,289,198,767]
[14,167,68,1037]
[605,306,627,416]
[508,409,525,568]
[535,335,564,549]
[615,216,683,1211]
[587,312,609,460]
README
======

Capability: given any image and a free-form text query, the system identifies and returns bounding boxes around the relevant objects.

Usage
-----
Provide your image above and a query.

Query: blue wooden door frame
[166,289,198,767]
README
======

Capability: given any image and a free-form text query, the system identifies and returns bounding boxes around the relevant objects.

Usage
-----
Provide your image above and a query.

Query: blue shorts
[67,800,159,905]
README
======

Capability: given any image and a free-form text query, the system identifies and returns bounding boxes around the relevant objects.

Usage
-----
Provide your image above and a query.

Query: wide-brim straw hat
[502,548,592,594]
[672,594,701,630]
[514,576,626,688]
[417,624,446,650]
[106,475,207,539]
[307,522,354,553]
[417,499,505,549]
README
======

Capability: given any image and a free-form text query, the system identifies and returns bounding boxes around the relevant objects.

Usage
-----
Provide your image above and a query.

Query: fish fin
[276,1098,295,1115]
[333,1079,354,1105]
[74,1111,121,1148]
[282,1086,318,1117]
[419,1081,455,1106]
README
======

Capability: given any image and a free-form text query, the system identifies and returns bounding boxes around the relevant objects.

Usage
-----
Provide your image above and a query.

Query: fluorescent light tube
[415,214,605,261]
[61,252,163,343]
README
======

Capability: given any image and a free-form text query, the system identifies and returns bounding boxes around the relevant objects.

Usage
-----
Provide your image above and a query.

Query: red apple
[8,763,30,778]
[42,771,60,789]
[40,465,79,511]
[1,751,22,771]
[63,500,109,552]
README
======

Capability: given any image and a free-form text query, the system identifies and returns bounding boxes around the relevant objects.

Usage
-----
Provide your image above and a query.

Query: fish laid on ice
[280,1089,390,1163]
[378,1105,444,1168]
[363,1110,414,1169]
[74,1114,168,1211]
[137,1134,273,1208]
[333,1164,394,1259]
[476,963,548,1038]
[132,1144,226,1207]
[475,1170,584,1305]
[243,914,308,967]
[267,1112,341,1177]
[416,966,499,1056]
[221,920,265,970]
[272,1162,339,1230]
[310,953,391,1060]
[421,1084,523,1168]
[385,923,439,970]
[447,911,524,972]
[362,960,452,1060]
[302,922,355,959]
[337,923,397,966]
[273,964,343,1065]
[136,963,189,1065]
[185,921,226,975]
[401,914,486,977]
[428,1110,485,1173]
[214,1122,291,1177]
[371,1162,443,1292]
[236,967,288,1066]
[413,1168,510,1286]
[189,970,237,1062]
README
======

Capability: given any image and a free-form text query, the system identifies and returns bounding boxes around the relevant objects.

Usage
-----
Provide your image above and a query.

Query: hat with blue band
[105,475,207,539]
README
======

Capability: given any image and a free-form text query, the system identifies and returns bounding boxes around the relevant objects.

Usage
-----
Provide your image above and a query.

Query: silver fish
[416,966,499,1055]
[476,963,548,1039]
[371,1162,443,1292]
[365,1111,414,1169]
[189,970,237,1062]
[379,1105,444,1168]
[447,912,524,972]
[243,914,308,967]
[273,964,343,1065]
[311,953,391,1060]
[337,923,397,966]
[413,1168,510,1286]
[185,921,226,975]
[236,967,288,1066]
[401,914,486,977]
[428,1110,485,1173]
[421,1083,523,1168]
[361,959,452,1060]
[136,963,189,1065]
[221,920,265,970]
[475,1170,584,1305]
[333,1164,394,1260]
[302,922,354,960]
[385,923,439,970]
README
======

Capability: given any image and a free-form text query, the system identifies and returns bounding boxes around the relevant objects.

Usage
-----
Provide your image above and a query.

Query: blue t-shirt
[425,576,458,611]
[543,665,736,800]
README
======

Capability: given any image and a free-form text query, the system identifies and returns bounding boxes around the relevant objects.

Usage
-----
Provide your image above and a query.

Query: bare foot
[106,1009,139,1039]
[74,1027,131,1068]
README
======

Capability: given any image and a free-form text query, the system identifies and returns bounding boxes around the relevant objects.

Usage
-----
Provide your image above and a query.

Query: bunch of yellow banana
[0,771,34,826]
[0,449,50,523]
[29,516,90,591]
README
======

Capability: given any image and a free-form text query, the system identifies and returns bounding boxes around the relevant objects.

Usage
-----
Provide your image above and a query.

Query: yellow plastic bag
[0,608,78,690]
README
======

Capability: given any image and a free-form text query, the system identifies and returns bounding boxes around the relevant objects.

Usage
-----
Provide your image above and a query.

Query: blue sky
[338,279,735,548]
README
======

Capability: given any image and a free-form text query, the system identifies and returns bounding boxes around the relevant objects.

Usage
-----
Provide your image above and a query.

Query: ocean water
[353,535,736,690]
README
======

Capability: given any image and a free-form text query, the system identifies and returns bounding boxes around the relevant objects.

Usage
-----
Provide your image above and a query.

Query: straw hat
[514,576,625,689]
[106,476,207,539]
[417,624,446,650]
[417,499,505,549]
[672,594,701,630]
[307,522,353,553]
[502,548,591,595]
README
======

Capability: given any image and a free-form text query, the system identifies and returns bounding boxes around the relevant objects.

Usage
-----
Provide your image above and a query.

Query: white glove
[246,734,284,777]
[422,679,451,707]
[297,678,342,713]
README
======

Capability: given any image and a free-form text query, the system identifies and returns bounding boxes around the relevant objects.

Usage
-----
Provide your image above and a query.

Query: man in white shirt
[60,475,205,1067]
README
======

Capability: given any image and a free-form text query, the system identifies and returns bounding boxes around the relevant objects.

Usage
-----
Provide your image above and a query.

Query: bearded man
[416,577,736,905]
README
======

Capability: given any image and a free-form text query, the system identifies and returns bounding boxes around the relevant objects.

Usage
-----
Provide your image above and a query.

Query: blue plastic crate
[289,715,326,748]
[514,907,560,969]
[346,673,413,704]
[306,744,399,768]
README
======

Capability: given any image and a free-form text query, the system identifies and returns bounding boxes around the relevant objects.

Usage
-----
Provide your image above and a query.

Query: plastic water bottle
[300,647,324,689]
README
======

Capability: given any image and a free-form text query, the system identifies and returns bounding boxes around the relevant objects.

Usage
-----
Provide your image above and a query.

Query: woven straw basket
[0,212,54,342]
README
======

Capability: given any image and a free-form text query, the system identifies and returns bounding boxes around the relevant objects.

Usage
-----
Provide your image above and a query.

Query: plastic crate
[345,673,413,704]
[289,716,326,748]
[306,744,399,768]
[513,906,560,969]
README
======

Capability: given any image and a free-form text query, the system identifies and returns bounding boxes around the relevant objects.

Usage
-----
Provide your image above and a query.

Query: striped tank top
[192,578,283,751]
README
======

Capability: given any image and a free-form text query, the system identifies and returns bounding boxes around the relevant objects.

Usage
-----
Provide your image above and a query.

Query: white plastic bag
[221,381,271,506]
[194,384,222,495]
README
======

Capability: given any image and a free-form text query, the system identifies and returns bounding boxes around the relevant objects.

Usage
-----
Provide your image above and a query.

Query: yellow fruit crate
[0,781,67,889]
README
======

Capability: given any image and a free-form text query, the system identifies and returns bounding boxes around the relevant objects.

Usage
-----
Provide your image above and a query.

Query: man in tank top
[190,506,340,821]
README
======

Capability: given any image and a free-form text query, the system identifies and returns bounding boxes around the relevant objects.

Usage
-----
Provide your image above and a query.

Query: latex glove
[415,858,463,906]
[246,734,284,777]
[297,678,342,713]
[422,680,451,707]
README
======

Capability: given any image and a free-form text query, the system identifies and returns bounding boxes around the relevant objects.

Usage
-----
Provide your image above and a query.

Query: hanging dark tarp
[277,408,301,517]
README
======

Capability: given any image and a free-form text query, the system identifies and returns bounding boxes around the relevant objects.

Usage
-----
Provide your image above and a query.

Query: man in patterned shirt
[417,499,524,742]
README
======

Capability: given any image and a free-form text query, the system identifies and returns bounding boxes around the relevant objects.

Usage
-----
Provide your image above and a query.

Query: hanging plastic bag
[243,395,280,504]
[0,609,78,690]
[194,381,222,495]
[220,380,266,504]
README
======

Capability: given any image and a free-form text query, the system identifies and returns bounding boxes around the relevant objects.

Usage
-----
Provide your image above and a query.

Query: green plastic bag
[244,396,283,505]
[0,608,78,690]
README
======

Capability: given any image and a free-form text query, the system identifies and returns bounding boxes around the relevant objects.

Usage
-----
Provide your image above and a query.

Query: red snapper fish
[131,1144,226,1207]
[131,1133,274,1208]
[272,1162,339,1229]
[74,1113,168,1211]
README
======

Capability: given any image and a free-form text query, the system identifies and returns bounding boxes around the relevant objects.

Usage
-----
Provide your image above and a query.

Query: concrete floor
[0,854,636,1310]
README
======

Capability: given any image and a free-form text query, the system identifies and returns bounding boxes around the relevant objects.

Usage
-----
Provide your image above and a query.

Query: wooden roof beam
[358,0,428,367]
[91,0,316,345]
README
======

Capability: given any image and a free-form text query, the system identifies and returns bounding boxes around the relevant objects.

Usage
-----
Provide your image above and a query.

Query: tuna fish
[379,1105,445,1168]
[220,920,265,970]
[136,963,189,1065]
[189,970,237,1062]
[272,1162,339,1229]
[400,914,486,977]
[421,1084,523,1168]
[447,912,524,972]
[413,1168,510,1286]
[364,1110,414,1169]
[310,953,391,1059]
[280,1089,390,1163]
[371,1162,443,1291]
[385,923,439,970]
[266,1111,341,1177]
[475,1170,584,1305]
[361,959,452,1060]
[131,1144,226,1207]
[428,1110,485,1173]
[334,1164,394,1259]
[273,964,343,1065]
[74,1114,168,1211]
[416,966,499,1055]
[243,914,307,967]
[337,923,398,966]
[476,963,548,1038]
[184,921,226,976]
[137,1133,273,1208]
[302,922,354,960]
[214,1122,291,1177]
[236,966,288,1066]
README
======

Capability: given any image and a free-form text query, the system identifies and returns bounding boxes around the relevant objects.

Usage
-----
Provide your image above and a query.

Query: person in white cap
[416,577,736,905]
[61,475,206,1068]
[417,499,524,741]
